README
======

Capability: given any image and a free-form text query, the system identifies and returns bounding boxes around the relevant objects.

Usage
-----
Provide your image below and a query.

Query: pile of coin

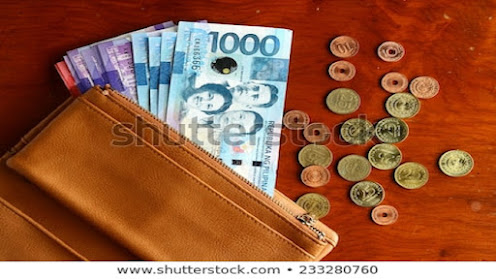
[286,35,474,225]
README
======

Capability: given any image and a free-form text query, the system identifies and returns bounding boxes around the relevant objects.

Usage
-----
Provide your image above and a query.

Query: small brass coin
[337,155,372,182]
[394,162,429,189]
[303,123,331,144]
[340,118,375,145]
[410,76,440,99]
[283,110,310,130]
[375,117,409,143]
[350,181,385,207]
[328,60,356,81]
[371,205,398,226]
[329,35,360,58]
[381,72,409,93]
[296,193,330,219]
[326,88,361,115]
[301,165,331,188]
[385,93,421,119]
[298,144,333,168]
[377,41,405,62]
[439,150,474,177]
[368,143,402,170]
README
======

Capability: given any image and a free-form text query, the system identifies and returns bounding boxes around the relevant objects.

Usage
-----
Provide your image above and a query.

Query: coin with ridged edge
[329,35,360,58]
[375,117,409,143]
[377,41,405,62]
[385,93,421,119]
[296,193,330,219]
[337,155,372,182]
[368,143,402,170]
[328,60,356,81]
[301,165,331,188]
[326,88,361,115]
[381,72,409,93]
[371,205,398,226]
[340,118,375,145]
[298,144,333,168]
[394,162,429,189]
[303,123,331,144]
[283,110,310,130]
[410,76,440,99]
[439,150,474,177]
[350,181,385,207]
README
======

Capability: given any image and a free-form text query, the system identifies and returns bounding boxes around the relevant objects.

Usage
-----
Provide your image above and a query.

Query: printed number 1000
[209,32,280,56]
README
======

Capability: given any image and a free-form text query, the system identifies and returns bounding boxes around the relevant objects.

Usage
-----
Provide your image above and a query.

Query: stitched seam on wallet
[77,99,315,260]
[0,197,89,261]
[100,95,325,247]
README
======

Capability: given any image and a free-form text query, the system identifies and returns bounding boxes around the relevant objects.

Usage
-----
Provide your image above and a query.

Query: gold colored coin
[298,144,333,168]
[296,193,330,219]
[410,76,440,99]
[377,41,405,62]
[381,72,408,93]
[375,117,409,143]
[350,181,385,207]
[283,110,310,130]
[326,88,361,115]
[329,35,360,58]
[340,118,375,145]
[328,60,356,81]
[301,165,331,188]
[439,150,474,177]
[368,143,402,170]
[303,123,331,144]
[385,93,421,119]
[371,205,398,226]
[337,154,372,182]
[394,162,429,189]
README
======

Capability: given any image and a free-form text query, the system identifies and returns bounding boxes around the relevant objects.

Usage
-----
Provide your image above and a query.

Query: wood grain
[0,0,495,260]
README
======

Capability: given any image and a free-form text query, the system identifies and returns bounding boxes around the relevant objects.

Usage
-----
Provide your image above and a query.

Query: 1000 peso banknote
[167,21,293,196]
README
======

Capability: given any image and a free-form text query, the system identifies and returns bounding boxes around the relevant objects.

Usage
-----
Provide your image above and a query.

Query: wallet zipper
[97,87,327,242]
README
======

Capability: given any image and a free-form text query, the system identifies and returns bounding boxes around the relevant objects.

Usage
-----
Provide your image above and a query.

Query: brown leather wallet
[0,86,338,261]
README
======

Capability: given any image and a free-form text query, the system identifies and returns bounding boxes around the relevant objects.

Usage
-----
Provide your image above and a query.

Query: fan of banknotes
[56,20,293,197]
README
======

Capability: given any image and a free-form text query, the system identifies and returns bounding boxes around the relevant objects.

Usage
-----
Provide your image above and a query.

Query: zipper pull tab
[296,213,326,241]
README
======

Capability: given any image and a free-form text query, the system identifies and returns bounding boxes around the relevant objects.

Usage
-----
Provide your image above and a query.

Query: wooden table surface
[1,0,495,261]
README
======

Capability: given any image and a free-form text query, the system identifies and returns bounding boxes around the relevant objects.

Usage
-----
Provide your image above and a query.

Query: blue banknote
[148,36,162,116]
[167,22,293,196]
[132,33,151,110]
[132,27,177,111]
[158,32,177,121]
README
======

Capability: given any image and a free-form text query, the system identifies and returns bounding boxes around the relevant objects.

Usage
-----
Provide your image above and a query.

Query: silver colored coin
[326,88,361,115]
[337,154,372,182]
[375,117,409,143]
[385,93,421,119]
[368,143,402,170]
[394,162,429,189]
[439,150,474,177]
[350,181,385,207]
[340,118,375,145]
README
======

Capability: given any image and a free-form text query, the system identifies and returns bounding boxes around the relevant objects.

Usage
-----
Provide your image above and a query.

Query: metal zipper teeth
[98,87,326,241]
